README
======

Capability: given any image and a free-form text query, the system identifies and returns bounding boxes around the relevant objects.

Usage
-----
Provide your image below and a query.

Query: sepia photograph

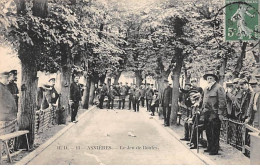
[0,0,259,165]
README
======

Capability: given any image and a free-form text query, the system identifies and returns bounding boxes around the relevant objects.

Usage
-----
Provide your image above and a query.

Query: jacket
[146,88,154,100]
[202,82,227,120]
[119,86,127,99]
[162,86,172,107]
[238,88,254,120]
[0,83,17,121]
[70,82,82,103]
[108,88,117,99]
[133,88,141,99]
[247,92,260,125]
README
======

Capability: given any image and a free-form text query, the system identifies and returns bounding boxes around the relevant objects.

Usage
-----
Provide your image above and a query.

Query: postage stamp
[225,0,259,41]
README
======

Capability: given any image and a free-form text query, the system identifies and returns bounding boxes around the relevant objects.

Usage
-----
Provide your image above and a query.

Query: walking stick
[196,113,199,153]
[189,117,195,147]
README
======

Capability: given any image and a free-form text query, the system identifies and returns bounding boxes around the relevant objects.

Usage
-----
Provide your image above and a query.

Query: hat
[239,78,248,84]
[151,84,154,86]
[203,71,218,81]
[9,70,17,75]
[163,79,169,83]
[0,71,9,76]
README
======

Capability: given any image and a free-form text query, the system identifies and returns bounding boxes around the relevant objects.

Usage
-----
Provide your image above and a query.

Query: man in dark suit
[162,79,172,126]
[118,82,126,109]
[201,71,226,155]
[133,85,141,112]
[69,75,82,123]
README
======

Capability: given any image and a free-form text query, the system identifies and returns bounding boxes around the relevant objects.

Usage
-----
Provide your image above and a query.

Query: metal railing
[220,119,260,157]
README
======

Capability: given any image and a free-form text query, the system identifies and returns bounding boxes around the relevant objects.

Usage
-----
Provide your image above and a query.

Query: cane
[196,113,199,153]
[189,117,195,147]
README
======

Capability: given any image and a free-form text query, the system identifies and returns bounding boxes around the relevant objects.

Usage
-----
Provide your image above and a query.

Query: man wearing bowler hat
[200,71,226,155]
[162,79,172,126]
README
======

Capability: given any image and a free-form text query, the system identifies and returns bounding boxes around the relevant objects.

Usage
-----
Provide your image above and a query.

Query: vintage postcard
[0,0,259,165]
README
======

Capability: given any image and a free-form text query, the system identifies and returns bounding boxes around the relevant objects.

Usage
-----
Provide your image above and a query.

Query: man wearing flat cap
[201,71,226,155]
[162,79,172,126]
[7,70,19,109]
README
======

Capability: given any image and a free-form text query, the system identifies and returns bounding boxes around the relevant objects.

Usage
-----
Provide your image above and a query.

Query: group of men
[95,82,156,112]
[226,77,260,126]
[179,71,260,155]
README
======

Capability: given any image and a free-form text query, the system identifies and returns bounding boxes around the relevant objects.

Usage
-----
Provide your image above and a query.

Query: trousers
[205,117,221,153]
[163,105,171,125]
[71,102,79,122]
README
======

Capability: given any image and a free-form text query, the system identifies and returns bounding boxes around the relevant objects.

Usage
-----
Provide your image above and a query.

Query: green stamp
[225,0,259,41]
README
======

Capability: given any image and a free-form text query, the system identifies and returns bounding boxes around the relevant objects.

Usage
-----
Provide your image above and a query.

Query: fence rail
[35,106,57,135]
[220,119,260,157]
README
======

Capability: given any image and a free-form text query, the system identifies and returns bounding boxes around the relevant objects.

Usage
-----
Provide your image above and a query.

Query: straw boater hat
[203,70,219,81]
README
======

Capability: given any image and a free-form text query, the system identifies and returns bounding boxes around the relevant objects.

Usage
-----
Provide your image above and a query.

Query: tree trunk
[18,56,38,149]
[233,42,247,78]
[135,71,143,87]
[89,79,96,105]
[219,56,227,86]
[82,75,91,109]
[59,44,71,124]
[170,51,183,126]
[15,0,47,149]
[114,71,122,85]
[32,0,48,18]
[99,74,106,84]
[156,72,169,100]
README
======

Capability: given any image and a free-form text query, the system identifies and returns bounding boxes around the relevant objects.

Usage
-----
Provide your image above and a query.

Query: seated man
[187,89,204,149]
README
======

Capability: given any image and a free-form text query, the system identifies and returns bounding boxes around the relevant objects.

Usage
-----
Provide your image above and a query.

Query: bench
[0,130,30,164]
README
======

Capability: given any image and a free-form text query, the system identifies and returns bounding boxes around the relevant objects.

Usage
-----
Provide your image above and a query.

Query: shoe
[180,138,190,141]
[72,121,78,123]
[209,152,218,155]
[204,149,211,152]
[190,146,197,149]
